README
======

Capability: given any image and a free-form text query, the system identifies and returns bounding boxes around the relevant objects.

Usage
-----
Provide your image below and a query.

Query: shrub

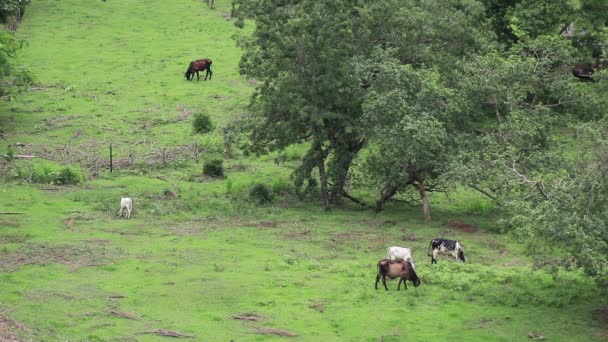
[57,166,84,185]
[249,183,272,204]
[193,112,213,134]
[271,177,290,194]
[203,158,224,177]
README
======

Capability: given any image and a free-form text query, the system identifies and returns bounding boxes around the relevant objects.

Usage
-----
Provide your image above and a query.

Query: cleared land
[0,0,606,341]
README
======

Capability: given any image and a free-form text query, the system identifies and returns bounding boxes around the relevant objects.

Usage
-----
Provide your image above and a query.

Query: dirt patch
[0,235,27,244]
[254,327,297,337]
[363,219,399,228]
[0,242,122,272]
[137,329,194,338]
[175,105,193,122]
[109,309,141,321]
[164,225,204,236]
[448,221,478,233]
[282,230,312,240]
[245,221,279,229]
[0,310,30,342]
[40,115,82,129]
[401,233,418,241]
[0,217,20,228]
[309,300,330,313]
[232,312,263,322]
[486,239,506,250]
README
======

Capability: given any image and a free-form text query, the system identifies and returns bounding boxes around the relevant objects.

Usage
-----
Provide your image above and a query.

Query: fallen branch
[109,309,141,320]
[137,329,194,338]
[0,212,23,215]
[341,191,371,208]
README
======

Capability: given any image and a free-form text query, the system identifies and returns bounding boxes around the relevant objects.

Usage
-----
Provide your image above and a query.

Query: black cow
[428,238,466,264]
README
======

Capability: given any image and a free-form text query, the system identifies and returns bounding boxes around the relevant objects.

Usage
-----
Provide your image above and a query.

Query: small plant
[192,112,213,134]
[203,158,224,177]
[4,146,14,161]
[249,183,273,204]
[225,177,233,194]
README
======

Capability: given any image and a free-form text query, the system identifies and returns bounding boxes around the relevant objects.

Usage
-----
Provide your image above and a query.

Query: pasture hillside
[0,0,606,341]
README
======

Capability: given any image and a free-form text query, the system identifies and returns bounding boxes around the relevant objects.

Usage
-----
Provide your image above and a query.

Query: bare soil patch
[137,329,194,338]
[0,235,27,244]
[282,230,312,240]
[243,220,280,229]
[108,309,141,321]
[254,327,297,337]
[0,242,122,272]
[0,310,30,342]
[0,217,20,228]
[447,221,478,233]
[232,312,263,322]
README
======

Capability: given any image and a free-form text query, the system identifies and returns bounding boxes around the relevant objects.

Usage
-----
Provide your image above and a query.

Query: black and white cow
[428,238,466,264]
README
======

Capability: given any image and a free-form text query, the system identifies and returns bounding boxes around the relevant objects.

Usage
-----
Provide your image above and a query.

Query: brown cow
[375,259,420,291]
[185,58,213,81]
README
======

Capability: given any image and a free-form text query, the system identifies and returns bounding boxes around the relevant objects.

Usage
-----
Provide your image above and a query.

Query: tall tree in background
[0,0,32,100]
[235,0,371,208]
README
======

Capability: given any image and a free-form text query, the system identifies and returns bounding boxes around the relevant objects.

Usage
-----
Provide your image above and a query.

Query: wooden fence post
[109,143,113,173]
[194,143,200,163]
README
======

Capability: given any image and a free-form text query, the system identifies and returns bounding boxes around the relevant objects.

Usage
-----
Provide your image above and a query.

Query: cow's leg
[117,206,123,217]
[126,207,131,219]
[375,274,380,290]
[397,278,403,291]
[403,281,408,290]
[382,275,389,291]
[432,249,438,264]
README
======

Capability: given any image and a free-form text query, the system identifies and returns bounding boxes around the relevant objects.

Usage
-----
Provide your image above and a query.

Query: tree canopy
[233,0,608,282]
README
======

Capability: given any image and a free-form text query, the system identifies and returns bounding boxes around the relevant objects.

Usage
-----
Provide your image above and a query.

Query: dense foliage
[233,0,608,281]
[0,0,32,99]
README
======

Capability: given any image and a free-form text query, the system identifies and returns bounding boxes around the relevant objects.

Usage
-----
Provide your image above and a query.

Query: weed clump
[193,112,213,134]
[13,160,84,185]
[249,183,273,204]
[203,158,224,177]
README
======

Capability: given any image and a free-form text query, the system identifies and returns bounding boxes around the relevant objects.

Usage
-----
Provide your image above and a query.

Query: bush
[193,112,213,134]
[57,166,84,185]
[203,158,224,177]
[271,177,290,194]
[249,183,273,204]
[16,161,84,185]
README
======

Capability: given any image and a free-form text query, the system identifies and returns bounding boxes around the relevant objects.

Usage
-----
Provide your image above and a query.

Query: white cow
[117,197,133,219]
[386,246,415,269]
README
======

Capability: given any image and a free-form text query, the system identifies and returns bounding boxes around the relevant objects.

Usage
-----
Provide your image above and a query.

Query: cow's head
[411,271,421,287]
[458,250,467,262]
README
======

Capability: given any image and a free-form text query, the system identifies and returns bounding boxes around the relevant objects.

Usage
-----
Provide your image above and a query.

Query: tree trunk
[328,138,365,205]
[417,179,431,220]
[223,130,232,160]
[318,158,330,210]
[375,185,399,213]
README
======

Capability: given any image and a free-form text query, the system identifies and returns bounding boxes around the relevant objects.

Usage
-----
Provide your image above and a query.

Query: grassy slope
[0,0,605,341]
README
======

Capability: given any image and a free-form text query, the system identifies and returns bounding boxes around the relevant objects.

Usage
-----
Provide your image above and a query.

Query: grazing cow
[386,246,415,269]
[428,238,466,264]
[185,58,213,81]
[375,259,421,291]
[117,197,133,219]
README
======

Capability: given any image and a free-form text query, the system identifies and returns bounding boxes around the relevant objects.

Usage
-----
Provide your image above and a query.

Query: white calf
[117,197,133,219]
[386,246,415,269]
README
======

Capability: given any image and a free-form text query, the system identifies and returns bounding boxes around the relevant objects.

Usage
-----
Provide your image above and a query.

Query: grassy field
[0,0,606,341]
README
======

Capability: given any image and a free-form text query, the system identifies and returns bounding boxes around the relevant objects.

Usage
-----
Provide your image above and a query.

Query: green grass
[0,0,606,341]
